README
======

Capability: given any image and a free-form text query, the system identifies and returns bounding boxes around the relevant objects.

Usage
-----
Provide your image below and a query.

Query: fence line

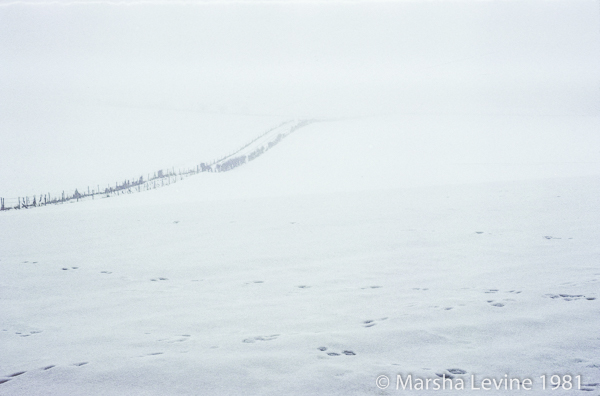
[1,119,316,212]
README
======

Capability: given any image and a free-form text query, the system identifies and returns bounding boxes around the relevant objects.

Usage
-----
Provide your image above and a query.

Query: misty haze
[1,1,599,395]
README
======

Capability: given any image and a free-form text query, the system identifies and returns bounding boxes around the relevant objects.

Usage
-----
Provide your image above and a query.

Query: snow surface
[1,116,600,395]
[2,0,600,394]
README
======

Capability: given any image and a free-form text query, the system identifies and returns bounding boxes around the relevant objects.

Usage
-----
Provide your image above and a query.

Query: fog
[1,0,599,197]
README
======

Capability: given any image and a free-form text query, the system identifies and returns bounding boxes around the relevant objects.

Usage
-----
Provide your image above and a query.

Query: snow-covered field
[1,115,600,395]
[2,1,600,394]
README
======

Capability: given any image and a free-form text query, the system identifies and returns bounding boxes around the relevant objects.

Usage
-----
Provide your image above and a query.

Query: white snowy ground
[1,116,600,395]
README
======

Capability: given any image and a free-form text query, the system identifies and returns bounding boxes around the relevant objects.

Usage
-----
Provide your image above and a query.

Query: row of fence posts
[1,120,313,213]
[0,165,203,212]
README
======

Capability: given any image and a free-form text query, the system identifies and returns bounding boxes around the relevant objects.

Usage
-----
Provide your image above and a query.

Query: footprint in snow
[0,366,82,385]
[100,271,112,274]
[580,383,599,392]
[484,289,521,306]
[317,347,356,356]
[545,294,596,301]
[13,329,43,337]
[363,317,388,328]
[447,368,467,375]
[429,305,454,310]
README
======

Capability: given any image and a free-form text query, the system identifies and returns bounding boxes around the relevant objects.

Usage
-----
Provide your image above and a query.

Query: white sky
[2,0,599,115]
[1,0,599,197]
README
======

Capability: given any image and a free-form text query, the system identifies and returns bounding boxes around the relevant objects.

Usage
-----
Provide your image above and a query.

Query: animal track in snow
[12,328,43,338]
[242,280,265,285]
[243,334,279,343]
[429,305,455,311]
[447,368,467,375]
[544,294,596,301]
[484,289,521,307]
[484,288,520,294]
[100,271,112,274]
[0,361,89,385]
[317,347,356,356]
[363,317,388,328]
[580,383,599,392]
[150,277,169,282]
